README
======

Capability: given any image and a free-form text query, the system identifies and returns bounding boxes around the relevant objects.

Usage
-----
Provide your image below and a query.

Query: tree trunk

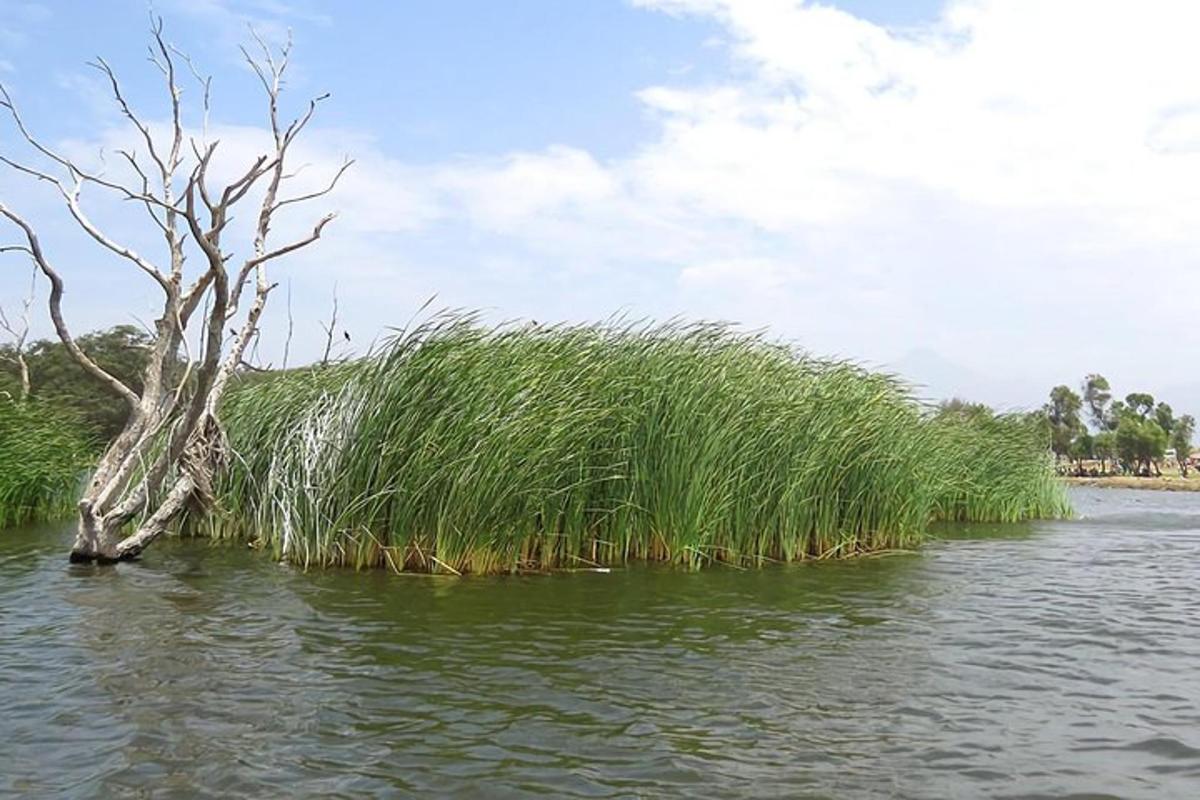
[15,353,29,401]
[70,506,122,563]
[69,418,150,561]
[113,473,196,560]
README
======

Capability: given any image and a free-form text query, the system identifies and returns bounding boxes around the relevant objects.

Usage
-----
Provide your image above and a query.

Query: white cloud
[423,0,1200,256]
[9,1,1200,406]
[627,0,1200,236]
[437,146,617,233]
[679,257,794,292]
[410,0,1200,402]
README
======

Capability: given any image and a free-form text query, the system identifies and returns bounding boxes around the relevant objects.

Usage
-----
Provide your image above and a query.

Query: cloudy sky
[1,0,1199,411]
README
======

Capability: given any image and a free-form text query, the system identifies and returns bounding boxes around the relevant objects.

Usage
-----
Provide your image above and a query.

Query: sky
[1,0,1199,412]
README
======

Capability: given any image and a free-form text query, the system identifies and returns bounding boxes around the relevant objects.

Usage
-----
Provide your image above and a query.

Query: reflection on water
[2,487,1200,798]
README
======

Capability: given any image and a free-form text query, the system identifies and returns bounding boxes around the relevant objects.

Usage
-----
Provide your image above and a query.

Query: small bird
[343,330,351,342]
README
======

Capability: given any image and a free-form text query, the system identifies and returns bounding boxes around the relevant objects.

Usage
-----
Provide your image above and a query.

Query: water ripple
[1,488,1199,797]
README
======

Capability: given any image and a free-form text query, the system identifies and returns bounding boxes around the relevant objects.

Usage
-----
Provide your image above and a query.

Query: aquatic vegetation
[928,410,1070,523]
[0,398,94,528]
[207,315,1070,573]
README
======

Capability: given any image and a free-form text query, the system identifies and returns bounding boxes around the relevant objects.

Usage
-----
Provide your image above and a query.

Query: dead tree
[318,284,342,365]
[0,264,36,400]
[0,20,351,562]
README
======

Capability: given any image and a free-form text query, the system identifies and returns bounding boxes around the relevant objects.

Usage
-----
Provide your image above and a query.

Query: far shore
[1063,475,1200,492]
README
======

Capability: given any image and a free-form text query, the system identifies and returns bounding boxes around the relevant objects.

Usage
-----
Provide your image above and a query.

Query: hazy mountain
[885,348,1043,412]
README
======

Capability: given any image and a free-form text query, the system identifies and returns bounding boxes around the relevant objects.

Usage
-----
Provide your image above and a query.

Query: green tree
[0,325,154,442]
[1155,401,1175,436]
[1081,373,1111,431]
[1125,392,1155,419]
[1068,431,1094,475]
[1172,414,1195,477]
[1043,385,1084,461]
[1104,399,1128,431]
[1116,415,1167,476]
[937,397,994,421]
[1093,430,1117,474]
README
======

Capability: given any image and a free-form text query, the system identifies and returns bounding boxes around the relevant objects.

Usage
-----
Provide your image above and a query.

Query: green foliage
[1115,414,1167,473]
[1,325,153,443]
[1060,373,1197,475]
[1093,430,1117,462]
[1172,415,1194,466]
[1069,431,1094,462]
[937,397,994,421]
[0,398,94,527]
[205,316,1069,574]
[1155,402,1175,435]
[927,409,1068,524]
[1105,399,1128,431]
[0,376,20,405]
[1124,392,1155,419]
[1043,385,1083,458]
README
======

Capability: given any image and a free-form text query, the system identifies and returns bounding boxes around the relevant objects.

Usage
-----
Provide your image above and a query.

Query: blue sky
[1,1,940,158]
[3,1,1200,411]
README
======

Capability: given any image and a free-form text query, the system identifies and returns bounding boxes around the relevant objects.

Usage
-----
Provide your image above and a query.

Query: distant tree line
[1,318,339,447]
[5,329,1196,485]
[1043,374,1194,477]
[0,325,154,443]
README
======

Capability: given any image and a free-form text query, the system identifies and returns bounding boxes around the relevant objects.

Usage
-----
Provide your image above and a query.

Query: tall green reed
[0,398,94,528]
[207,315,1069,573]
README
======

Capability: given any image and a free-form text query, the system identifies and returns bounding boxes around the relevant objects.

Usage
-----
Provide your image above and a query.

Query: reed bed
[207,315,1069,574]
[0,399,94,528]
[928,411,1069,523]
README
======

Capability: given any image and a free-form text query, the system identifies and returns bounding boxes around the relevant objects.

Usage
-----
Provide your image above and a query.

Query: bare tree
[0,19,352,562]
[282,280,295,370]
[0,264,36,400]
[318,284,343,365]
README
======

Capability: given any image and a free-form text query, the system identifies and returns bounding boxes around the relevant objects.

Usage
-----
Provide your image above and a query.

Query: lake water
[2,487,1199,798]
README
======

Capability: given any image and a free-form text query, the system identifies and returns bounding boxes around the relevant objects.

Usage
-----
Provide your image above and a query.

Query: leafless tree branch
[274,157,353,210]
[0,203,140,406]
[318,285,340,365]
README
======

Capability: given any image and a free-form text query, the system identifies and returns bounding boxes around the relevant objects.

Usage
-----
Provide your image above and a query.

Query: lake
[2,487,1198,798]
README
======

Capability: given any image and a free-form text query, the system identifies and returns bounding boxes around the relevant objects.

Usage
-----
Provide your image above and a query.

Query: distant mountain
[881,351,1199,419]
[884,348,1042,412]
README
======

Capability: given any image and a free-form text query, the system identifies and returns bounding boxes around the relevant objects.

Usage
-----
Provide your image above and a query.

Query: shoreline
[1063,476,1200,492]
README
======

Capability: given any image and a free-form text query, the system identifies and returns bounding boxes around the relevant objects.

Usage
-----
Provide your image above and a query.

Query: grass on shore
[204,315,1069,574]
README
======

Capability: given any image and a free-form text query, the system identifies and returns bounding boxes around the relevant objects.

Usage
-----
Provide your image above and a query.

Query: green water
[2,487,1199,798]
